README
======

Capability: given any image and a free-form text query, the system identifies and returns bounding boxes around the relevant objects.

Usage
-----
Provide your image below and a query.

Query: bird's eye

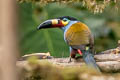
[63,19,67,22]
[63,18,68,22]
[61,18,70,26]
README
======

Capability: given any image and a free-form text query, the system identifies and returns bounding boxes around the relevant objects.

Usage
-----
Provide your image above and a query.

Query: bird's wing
[65,22,92,46]
[89,34,95,53]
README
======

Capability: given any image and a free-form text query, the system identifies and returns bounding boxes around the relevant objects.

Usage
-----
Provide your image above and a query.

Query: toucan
[37,16,100,71]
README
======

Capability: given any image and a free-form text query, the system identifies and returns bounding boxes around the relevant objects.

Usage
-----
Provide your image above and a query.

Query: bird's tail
[82,49,100,72]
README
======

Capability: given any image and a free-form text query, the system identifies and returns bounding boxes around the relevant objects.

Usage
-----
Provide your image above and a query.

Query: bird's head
[37,16,77,30]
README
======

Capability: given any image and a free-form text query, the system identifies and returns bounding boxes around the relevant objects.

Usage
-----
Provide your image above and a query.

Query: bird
[37,16,100,71]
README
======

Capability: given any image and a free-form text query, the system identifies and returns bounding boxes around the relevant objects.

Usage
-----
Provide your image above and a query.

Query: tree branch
[18,41,120,73]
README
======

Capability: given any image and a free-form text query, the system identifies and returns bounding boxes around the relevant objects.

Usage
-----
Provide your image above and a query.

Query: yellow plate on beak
[52,19,58,25]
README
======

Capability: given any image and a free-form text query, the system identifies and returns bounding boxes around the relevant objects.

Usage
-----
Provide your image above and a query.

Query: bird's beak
[37,19,64,30]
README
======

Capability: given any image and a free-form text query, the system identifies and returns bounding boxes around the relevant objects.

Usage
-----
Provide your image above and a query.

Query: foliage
[19,2,120,56]
[19,3,69,57]
[17,0,120,14]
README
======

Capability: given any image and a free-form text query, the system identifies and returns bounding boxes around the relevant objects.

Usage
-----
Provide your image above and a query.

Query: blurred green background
[19,2,120,57]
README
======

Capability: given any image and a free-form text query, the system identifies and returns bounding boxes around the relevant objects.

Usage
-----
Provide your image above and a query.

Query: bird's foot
[68,57,72,63]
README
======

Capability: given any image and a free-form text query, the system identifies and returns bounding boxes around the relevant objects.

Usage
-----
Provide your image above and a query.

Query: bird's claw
[68,57,72,63]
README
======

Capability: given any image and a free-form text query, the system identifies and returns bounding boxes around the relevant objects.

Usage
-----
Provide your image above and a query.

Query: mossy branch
[18,40,120,73]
